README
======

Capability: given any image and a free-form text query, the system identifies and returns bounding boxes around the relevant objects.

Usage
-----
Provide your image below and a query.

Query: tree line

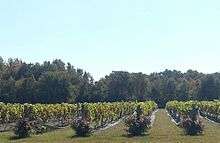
[0,57,219,107]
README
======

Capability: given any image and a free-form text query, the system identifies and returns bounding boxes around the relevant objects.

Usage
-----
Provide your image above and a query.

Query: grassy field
[0,109,219,143]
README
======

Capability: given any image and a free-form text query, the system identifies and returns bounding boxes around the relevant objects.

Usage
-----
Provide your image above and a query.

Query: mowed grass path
[0,109,219,143]
[148,109,220,143]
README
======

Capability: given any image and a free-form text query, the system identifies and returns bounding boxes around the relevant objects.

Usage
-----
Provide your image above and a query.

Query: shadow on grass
[9,135,29,141]
[68,134,91,139]
[180,133,205,137]
[122,132,150,138]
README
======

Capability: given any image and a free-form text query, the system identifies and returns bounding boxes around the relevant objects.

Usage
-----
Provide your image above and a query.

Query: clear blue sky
[1,0,220,80]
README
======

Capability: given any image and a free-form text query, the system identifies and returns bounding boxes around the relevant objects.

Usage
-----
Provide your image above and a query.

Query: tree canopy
[0,57,219,107]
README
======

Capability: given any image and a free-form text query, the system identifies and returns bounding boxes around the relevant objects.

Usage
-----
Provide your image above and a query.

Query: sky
[0,0,220,80]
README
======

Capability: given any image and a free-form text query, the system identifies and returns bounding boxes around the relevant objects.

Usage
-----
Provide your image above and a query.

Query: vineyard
[0,101,219,142]
[166,100,220,123]
[0,101,157,135]
[166,101,220,135]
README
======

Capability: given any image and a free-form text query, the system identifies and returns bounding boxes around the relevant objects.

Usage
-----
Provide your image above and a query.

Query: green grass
[148,109,220,143]
[0,122,149,143]
[0,109,219,143]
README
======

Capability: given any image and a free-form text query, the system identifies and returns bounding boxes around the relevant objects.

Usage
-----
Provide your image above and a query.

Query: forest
[0,57,219,107]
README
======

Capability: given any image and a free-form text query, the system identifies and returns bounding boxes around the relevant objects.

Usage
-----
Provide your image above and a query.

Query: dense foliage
[0,57,220,107]
[0,103,77,125]
[0,101,156,133]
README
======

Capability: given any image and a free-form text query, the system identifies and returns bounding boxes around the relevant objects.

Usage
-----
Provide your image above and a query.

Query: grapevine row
[166,100,220,121]
[198,101,220,123]
[0,101,157,131]
[166,101,203,135]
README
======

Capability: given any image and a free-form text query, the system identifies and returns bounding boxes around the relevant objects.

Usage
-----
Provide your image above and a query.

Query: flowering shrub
[71,104,92,137]
[125,115,151,136]
[14,118,32,138]
[181,108,204,135]
[182,117,204,135]
[125,105,152,136]
[71,117,92,137]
